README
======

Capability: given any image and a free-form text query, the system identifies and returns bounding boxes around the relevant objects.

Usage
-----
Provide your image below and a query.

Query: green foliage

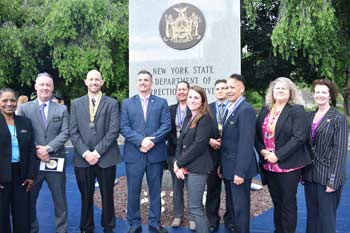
[271,0,349,87]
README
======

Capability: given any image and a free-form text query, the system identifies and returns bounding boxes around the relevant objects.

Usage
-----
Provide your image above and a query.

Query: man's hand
[84,152,99,165]
[217,166,223,179]
[141,137,155,151]
[176,168,186,180]
[22,179,34,192]
[36,145,50,162]
[233,175,244,185]
[209,138,221,150]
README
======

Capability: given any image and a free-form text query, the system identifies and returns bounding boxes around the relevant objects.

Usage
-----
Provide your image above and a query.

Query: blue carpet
[37,148,350,232]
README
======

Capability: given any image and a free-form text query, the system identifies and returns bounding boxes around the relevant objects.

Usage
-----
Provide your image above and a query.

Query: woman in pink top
[255,77,312,233]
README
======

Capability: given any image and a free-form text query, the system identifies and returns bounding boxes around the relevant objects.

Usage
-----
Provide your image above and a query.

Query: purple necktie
[142,97,149,120]
[40,103,47,126]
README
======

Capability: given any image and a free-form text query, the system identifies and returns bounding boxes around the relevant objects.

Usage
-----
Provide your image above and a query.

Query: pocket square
[20,129,28,133]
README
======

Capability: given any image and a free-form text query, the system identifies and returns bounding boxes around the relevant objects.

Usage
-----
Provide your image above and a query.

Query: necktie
[40,103,47,126]
[218,104,224,123]
[142,97,149,120]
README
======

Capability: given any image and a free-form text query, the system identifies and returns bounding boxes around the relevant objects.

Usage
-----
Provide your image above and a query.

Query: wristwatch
[46,146,53,154]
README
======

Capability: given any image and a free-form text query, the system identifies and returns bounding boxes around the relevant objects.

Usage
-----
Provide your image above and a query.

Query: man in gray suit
[18,72,69,233]
[70,69,121,233]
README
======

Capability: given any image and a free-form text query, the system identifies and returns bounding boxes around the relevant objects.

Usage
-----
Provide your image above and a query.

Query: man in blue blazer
[220,74,258,233]
[120,70,171,233]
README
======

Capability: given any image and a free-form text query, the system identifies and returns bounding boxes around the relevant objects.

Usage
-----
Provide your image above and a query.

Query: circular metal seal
[159,3,206,50]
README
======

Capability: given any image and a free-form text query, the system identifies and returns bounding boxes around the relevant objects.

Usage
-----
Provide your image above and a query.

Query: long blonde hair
[265,77,302,109]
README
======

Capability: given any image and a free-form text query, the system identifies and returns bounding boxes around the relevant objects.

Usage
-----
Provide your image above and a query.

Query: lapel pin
[327,119,331,123]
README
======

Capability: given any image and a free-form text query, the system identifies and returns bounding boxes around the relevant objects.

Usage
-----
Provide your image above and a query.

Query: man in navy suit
[206,79,233,233]
[220,74,257,233]
[120,70,171,233]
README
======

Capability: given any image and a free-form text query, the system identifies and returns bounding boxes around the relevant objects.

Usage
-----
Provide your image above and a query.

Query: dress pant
[266,169,301,233]
[126,157,164,229]
[0,163,31,233]
[206,169,232,227]
[224,178,252,233]
[304,181,342,233]
[185,173,209,233]
[169,166,185,218]
[31,169,68,233]
[75,165,116,233]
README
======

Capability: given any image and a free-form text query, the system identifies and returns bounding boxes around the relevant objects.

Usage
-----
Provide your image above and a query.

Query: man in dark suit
[120,70,171,233]
[206,79,233,233]
[18,72,69,233]
[220,74,257,233]
[70,70,121,233]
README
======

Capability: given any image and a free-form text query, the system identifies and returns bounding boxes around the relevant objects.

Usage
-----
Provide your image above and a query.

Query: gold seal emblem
[159,3,206,50]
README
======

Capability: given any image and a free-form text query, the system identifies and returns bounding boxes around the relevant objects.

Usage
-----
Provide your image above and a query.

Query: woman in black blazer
[255,77,311,233]
[174,85,213,233]
[166,81,194,228]
[0,88,37,233]
[303,79,348,233]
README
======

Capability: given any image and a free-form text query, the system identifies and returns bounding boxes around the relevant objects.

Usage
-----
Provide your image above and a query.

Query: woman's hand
[175,168,186,180]
[22,179,34,192]
[325,186,335,193]
[264,152,279,163]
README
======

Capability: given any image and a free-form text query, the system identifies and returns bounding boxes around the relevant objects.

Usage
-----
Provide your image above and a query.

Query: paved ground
[37,147,350,233]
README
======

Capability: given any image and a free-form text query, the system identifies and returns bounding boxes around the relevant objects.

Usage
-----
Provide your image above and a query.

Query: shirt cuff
[82,150,90,158]
[93,150,101,158]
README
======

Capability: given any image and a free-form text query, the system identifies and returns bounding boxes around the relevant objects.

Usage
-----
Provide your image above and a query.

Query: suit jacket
[221,100,258,180]
[18,100,69,158]
[166,103,191,166]
[303,107,348,190]
[176,113,213,173]
[0,114,37,183]
[120,94,171,163]
[208,101,222,168]
[70,95,121,168]
[255,104,312,169]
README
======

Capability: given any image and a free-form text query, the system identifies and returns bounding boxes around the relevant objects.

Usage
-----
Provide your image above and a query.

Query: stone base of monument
[93,170,273,226]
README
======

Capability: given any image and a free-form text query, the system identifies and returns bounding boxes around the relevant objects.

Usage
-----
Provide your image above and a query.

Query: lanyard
[224,96,245,124]
[176,104,187,128]
[215,100,229,124]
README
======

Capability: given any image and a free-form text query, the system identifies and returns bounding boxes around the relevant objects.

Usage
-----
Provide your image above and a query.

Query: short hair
[137,70,153,79]
[265,77,303,109]
[228,73,245,86]
[36,72,54,85]
[214,79,227,86]
[312,79,338,106]
[176,80,190,89]
[0,88,16,99]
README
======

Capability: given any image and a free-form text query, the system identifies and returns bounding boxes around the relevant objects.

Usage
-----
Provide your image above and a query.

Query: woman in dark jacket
[303,79,348,233]
[174,85,213,233]
[0,88,37,233]
[255,77,312,233]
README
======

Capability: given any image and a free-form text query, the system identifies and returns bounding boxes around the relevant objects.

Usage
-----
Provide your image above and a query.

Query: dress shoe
[189,220,196,231]
[209,224,218,232]
[149,225,168,233]
[171,218,182,227]
[128,226,142,233]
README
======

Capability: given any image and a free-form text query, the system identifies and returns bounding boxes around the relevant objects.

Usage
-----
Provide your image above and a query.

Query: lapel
[33,100,46,130]
[224,100,245,126]
[313,107,336,142]
[145,95,155,124]
[46,100,56,126]
[210,102,218,124]
[274,104,291,139]
[14,115,23,152]
[0,113,11,139]
[94,95,106,121]
[133,95,145,122]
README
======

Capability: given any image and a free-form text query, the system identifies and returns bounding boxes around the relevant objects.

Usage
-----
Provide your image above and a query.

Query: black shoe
[128,226,142,233]
[209,224,219,233]
[149,225,168,233]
